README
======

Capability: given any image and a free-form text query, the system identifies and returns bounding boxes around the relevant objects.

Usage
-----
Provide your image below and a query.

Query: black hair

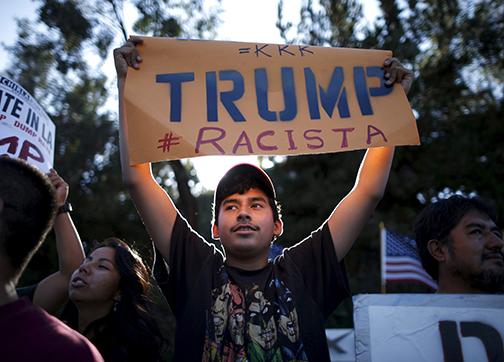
[414,195,497,281]
[212,176,282,227]
[0,157,56,278]
[67,238,165,361]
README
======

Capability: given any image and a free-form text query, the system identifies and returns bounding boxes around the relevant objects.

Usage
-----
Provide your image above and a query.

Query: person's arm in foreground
[33,169,85,314]
[327,58,413,261]
[114,38,177,260]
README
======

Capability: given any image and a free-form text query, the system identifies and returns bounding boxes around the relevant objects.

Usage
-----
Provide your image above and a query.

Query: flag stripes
[381,227,438,290]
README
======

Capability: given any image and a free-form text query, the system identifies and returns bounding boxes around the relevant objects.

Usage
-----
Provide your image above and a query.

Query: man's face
[213,188,282,267]
[445,210,504,292]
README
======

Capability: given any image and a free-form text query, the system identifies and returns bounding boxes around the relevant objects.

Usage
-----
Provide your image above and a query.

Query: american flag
[381,226,438,290]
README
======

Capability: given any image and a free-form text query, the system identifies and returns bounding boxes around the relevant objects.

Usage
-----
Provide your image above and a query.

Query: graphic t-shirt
[201,264,308,361]
[154,215,350,361]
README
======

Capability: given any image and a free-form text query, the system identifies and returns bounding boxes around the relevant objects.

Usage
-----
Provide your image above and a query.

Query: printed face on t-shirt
[213,188,282,266]
[248,289,277,349]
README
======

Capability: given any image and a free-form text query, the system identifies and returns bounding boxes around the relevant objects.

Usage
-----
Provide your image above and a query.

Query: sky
[0,0,379,191]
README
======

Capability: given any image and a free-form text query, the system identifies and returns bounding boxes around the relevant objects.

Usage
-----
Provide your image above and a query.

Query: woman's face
[69,247,121,306]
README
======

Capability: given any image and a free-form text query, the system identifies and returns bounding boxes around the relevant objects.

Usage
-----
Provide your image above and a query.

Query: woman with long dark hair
[16,171,165,360]
[66,238,165,361]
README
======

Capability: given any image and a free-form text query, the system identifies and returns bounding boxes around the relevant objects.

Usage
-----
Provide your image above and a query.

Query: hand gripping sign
[0,75,55,172]
[124,37,419,164]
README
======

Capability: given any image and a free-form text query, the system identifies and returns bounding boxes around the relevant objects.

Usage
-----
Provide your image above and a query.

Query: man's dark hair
[0,158,57,278]
[212,164,281,227]
[414,195,497,281]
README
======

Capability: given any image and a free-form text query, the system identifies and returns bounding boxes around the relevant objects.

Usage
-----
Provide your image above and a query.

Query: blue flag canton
[386,230,419,260]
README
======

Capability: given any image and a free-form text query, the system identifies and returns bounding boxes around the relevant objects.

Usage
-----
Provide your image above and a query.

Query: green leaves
[11,1,218,301]
[275,0,504,320]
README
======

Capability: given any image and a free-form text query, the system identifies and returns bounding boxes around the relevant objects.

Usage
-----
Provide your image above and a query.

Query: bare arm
[328,58,413,261]
[328,146,394,261]
[115,38,177,260]
[33,170,85,315]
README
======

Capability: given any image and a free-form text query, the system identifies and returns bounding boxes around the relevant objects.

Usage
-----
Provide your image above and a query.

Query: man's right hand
[113,37,144,82]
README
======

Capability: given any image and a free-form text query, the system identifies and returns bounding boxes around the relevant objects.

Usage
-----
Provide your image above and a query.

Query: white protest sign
[0,75,55,172]
[326,328,355,362]
[353,294,504,362]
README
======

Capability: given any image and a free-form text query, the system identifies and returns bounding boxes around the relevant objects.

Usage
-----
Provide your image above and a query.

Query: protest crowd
[1,8,503,362]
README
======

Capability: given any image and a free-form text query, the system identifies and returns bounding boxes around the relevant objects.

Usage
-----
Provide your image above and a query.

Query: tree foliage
[4,2,220,355]
[276,0,503,326]
[4,0,220,280]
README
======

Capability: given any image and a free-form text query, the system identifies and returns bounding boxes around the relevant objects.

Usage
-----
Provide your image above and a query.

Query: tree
[5,0,220,278]
[276,0,503,326]
[4,1,220,358]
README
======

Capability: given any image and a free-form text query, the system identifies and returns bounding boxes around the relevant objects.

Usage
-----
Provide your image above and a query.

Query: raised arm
[33,170,84,315]
[114,38,177,259]
[328,58,413,261]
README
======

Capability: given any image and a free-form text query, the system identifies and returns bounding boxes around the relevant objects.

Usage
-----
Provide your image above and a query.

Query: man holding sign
[114,38,413,361]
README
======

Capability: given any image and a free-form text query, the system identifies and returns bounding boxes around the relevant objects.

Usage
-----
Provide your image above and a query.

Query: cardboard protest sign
[0,75,55,172]
[124,37,419,164]
[353,294,504,362]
